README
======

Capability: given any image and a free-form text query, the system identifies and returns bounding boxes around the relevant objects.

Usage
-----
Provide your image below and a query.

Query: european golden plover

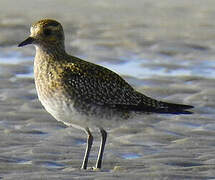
[18,19,193,169]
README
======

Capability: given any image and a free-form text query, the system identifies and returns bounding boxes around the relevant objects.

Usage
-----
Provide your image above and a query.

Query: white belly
[36,86,130,131]
[39,96,85,129]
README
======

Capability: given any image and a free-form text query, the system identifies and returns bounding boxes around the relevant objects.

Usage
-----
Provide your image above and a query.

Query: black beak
[18,37,35,47]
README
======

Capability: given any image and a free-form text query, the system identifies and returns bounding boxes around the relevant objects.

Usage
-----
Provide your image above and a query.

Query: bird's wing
[61,58,142,107]
[61,57,193,114]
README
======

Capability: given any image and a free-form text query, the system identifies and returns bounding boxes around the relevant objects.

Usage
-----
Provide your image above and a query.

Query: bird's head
[18,19,65,49]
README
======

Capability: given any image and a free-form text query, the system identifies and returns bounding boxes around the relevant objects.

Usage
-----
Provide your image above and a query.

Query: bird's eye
[44,29,52,36]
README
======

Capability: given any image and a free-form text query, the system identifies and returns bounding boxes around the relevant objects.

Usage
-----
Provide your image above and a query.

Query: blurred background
[0,0,215,179]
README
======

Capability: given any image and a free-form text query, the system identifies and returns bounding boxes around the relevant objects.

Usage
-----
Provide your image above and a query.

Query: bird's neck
[35,43,67,61]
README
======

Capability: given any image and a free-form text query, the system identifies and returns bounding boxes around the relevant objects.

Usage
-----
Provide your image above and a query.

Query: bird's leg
[81,127,93,169]
[95,128,107,169]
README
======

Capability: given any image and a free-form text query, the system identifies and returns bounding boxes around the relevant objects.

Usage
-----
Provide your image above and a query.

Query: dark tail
[115,95,194,115]
[151,101,194,114]
[138,94,194,114]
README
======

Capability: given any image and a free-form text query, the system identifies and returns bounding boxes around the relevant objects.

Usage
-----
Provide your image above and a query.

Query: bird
[18,19,194,170]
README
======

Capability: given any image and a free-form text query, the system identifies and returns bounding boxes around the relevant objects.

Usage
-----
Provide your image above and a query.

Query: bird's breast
[34,56,73,103]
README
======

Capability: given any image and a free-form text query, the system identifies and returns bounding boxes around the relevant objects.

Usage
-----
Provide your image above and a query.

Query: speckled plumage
[18,19,193,169]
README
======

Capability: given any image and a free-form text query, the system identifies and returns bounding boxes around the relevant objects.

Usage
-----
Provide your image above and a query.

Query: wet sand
[0,0,215,179]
